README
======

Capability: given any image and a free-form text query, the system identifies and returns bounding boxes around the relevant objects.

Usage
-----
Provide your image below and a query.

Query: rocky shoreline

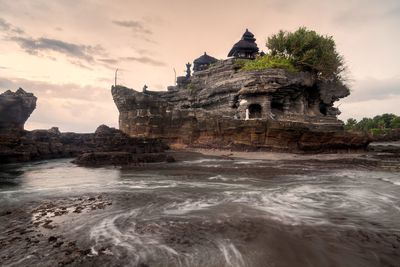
[2,192,399,267]
[0,193,115,266]
[0,124,172,165]
[0,87,396,166]
[1,151,400,267]
[0,89,173,165]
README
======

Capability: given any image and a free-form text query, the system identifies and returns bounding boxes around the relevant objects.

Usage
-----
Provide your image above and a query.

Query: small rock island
[112,29,369,152]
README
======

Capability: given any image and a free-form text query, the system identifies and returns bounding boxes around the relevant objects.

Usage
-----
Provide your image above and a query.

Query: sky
[0,0,399,132]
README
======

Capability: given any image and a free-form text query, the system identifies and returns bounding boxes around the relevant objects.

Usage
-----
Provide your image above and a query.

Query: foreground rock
[112,59,370,152]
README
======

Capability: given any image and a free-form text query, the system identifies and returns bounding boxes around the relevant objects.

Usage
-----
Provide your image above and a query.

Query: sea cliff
[112,59,369,151]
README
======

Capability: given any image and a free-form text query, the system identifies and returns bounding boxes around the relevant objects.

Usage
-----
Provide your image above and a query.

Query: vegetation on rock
[241,55,298,72]
[267,27,346,81]
[242,27,346,82]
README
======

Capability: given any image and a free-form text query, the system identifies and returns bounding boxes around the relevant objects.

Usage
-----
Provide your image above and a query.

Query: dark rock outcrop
[0,88,36,134]
[0,124,169,164]
[0,88,170,164]
[112,59,370,152]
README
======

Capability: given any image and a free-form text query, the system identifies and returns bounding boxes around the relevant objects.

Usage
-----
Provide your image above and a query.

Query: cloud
[339,95,400,121]
[97,55,166,67]
[2,17,161,69]
[333,0,400,27]
[112,20,152,34]
[0,17,24,34]
[98,58,119,65]
[0,18,107,68]
[0,17,10,30]
[121,56,166,67]
[344,77,400,103]
[0,77,112,102]
[338,76,400,120]
[10,36,105,62]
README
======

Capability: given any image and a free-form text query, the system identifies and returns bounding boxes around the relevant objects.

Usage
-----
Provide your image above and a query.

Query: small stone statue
[142,84,148,93]
[185,62,191,78]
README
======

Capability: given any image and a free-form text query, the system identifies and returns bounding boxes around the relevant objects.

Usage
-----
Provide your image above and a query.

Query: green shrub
[370,128,384,136]
[392,117,400,128]
[234,59,247,69]
[266,27,346,81]
[344,118,357,130]
[241,55,298,72]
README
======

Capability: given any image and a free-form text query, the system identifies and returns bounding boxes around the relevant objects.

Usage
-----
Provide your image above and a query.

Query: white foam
[217,240,246,267]
[208,175,251,182]
[208,175,229,181]
[182,158,228,164]
[234,160,263,165]
[380,177,400,186]
[164,198,223,215]
[90,209,180,265]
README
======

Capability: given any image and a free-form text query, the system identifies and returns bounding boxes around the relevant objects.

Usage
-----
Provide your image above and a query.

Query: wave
[89,207,249,267]
[380,177,400,186]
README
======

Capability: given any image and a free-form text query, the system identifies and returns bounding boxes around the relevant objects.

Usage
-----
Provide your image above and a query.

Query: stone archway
[248,103,262,119]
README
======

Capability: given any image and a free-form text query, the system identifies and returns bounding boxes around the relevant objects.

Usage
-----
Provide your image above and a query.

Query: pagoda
[228,29,259,59]
[193,52,218,71]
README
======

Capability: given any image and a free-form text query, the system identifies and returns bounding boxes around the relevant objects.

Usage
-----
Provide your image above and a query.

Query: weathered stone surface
[0,88,36,134]
[0,87,170,164]
[112,59,369,151]
[0,124,169,164]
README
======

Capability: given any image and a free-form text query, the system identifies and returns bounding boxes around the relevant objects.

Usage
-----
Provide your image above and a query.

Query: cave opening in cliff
[271,98,284,115]
[248,104,262,119]
[319,103,327,116]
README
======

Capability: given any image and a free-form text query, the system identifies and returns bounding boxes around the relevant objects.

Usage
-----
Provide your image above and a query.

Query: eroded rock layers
[112,59,369,151]
[0,89,169,164]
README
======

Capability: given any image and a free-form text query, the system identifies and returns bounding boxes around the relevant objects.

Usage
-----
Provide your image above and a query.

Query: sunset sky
[1,0,399,132]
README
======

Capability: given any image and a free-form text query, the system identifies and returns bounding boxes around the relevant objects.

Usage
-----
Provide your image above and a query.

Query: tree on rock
[266,27,346,81]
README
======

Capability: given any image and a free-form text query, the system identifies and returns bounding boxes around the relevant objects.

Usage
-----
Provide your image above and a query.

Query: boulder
[0,88,37,134]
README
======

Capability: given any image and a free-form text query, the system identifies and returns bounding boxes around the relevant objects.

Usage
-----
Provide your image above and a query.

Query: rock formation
[0,88,36,134]
[0,123,169,164]
[0,88,171,164]
[72,125,172,166]
[112,59,370,152]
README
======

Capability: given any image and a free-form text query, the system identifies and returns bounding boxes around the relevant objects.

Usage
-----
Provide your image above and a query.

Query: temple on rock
[228,29,259,59]
[193,52,218,71]
[111,29,367,151]
[165,28,343,122]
